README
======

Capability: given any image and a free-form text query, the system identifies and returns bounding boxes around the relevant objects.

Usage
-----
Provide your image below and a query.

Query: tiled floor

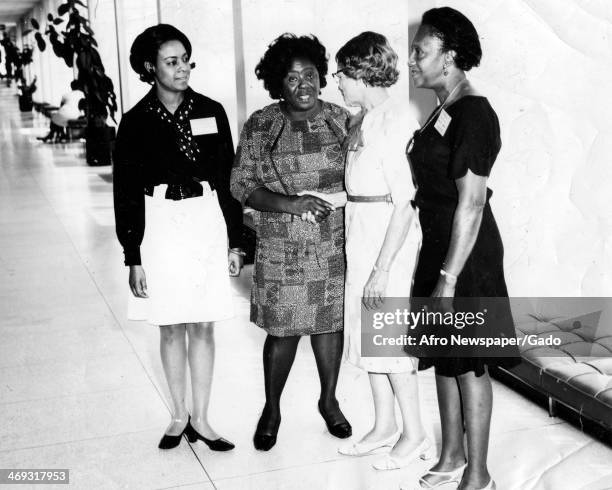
[0,86,611,490]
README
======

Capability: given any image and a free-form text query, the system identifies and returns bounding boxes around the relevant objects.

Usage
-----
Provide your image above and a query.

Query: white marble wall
[159,0,238,140]
[117,0,159,111]
[87,0,123,117]
[27,0,75,105]
[18,0,612,297]
[239,0,413,117]
[411,0,612,296]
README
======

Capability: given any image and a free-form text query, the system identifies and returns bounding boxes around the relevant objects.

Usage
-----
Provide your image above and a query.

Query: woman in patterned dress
[230,33,352,451]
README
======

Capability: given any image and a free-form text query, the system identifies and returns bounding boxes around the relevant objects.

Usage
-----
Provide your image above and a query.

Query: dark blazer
[113,87,243,266]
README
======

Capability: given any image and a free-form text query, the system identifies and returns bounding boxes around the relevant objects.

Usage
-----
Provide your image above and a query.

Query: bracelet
[440,268,458,283]
[373,263,389,272]
[229,247,247,257]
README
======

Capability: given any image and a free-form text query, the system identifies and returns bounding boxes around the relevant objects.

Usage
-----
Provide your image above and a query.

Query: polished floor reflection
[0,87,611,490]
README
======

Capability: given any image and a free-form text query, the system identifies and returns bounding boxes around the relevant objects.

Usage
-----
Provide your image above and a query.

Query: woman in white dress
[37,80,84,142]
[307,31,430,470]
[113,25,244,450]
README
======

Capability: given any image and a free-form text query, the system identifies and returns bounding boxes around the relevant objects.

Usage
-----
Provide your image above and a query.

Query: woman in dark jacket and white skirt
[113,24,244,450]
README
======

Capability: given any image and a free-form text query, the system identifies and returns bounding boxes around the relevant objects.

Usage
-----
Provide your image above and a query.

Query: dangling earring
[443,63,449,76]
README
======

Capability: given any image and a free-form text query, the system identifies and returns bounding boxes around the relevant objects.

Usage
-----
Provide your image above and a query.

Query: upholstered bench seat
[497,299,612,433]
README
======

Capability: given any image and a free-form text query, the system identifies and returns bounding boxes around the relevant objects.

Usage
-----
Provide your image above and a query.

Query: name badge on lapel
[190,117,218,136]
[434,109,451,136]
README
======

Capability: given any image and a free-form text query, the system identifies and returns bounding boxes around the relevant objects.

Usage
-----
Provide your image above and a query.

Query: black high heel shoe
[253,411,281,451]
[158,420,189,450]
[318,400,352,439]
[185,418,235,451]
[36,133,52,142]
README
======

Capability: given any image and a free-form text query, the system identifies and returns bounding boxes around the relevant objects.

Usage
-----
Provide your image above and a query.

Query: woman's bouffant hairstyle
[422,7,482,71]
[335,31,399,87]
[129,24,192,84]
[255,33,328,99]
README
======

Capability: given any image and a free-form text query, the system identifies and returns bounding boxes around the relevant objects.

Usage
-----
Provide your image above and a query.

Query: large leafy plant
[31,0,117,126]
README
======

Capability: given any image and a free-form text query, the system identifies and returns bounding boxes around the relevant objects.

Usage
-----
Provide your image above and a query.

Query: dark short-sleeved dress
[231,102,348,337]
[408,96,521,377]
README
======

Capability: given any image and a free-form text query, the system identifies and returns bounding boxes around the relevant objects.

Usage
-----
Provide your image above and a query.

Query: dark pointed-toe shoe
[253,412,281,451]
[318,401,352,439]
[158,427,188,450]
[185,421,235,451]
[253,432,277,451]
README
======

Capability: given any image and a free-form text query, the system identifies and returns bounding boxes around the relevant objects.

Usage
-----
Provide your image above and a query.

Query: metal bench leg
[548,397,557,417]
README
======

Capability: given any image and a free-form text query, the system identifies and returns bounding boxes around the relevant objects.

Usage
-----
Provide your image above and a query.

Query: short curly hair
[255,33,328,100]
[129,24,192,84]
[335,31,399,87]
[421,7,481,71]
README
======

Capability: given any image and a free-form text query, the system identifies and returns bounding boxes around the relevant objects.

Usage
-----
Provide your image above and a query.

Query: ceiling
[0,0,40,25]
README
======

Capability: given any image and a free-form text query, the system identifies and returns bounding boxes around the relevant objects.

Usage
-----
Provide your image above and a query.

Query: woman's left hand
[228,250,244,277]
[362,267,389,310]
[431,277,456,313]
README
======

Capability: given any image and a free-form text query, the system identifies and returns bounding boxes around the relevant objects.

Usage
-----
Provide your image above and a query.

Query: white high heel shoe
[477,478,496,490]
[372,437,435,470]
[404,462,467,489]
[338,431,400,456]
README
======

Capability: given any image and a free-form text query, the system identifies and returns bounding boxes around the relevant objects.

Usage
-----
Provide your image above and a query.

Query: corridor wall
[409,0,612,296]
[25,0,74,106]
[87,0,122,117]
[239,0,414,121]
[18,0,612,298]
[159,1,238,141]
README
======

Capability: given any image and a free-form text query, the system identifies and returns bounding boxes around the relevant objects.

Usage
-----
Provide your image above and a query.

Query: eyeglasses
[331,69,348,80]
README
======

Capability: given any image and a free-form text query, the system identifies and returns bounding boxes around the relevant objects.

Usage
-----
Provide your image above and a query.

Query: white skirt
[127,183,234,326]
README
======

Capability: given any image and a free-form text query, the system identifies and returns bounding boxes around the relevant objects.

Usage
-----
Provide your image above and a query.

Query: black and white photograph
[0,0,611,489]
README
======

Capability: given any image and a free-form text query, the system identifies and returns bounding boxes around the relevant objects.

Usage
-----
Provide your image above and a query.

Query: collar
[259,101,348,154]
[144,86,195,116]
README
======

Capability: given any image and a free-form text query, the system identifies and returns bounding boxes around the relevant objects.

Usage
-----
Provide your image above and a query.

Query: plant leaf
[34,32,46,51]
[53,18,63,25]
[64,51,73,67]
[58,3,70,16]
[31,18,40,30]
[47,13,53,21]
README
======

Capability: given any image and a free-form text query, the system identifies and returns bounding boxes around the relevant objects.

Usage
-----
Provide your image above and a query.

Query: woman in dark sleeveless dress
[405,8,520,490]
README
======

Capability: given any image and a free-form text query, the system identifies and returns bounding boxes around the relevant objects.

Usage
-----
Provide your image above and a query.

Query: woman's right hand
[289,194,334,222]
[129,265,148,298]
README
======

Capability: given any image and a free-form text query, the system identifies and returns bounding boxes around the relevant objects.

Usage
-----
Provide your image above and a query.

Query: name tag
[434,109,451,136]
[190,117,218,136]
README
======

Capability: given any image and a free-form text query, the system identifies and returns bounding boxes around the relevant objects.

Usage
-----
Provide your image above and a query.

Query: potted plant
[31,0,118,165]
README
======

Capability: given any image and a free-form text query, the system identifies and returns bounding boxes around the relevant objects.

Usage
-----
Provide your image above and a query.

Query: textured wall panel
[160,0,238,140]
[425,0,612,296]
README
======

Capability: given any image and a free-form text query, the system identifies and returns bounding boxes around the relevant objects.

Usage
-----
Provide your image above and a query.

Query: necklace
[407,79,469,153]
[421,79,468,133]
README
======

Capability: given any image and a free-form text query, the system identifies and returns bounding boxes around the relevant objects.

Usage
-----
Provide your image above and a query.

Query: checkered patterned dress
[231,102,349,336]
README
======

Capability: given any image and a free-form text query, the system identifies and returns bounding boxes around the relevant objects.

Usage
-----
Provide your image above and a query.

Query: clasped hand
[294,191,335,223]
